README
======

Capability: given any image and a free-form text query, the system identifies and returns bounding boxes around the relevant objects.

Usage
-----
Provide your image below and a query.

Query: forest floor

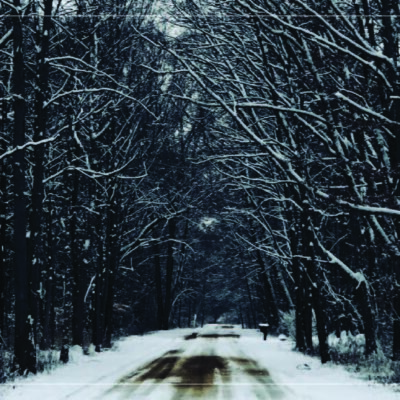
[1,325,399,399]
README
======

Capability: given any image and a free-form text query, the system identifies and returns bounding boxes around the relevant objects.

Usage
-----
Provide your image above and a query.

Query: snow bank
[240,329,399,400]
[0,328,193,400]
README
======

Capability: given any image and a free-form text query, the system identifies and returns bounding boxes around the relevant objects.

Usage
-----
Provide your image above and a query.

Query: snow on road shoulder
[238,328,399,400]
[0,328,194,400]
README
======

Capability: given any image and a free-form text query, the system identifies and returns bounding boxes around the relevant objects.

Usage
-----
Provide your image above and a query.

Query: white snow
[1,326,398,400]
[1,329,191,400]
[199,217,218,231]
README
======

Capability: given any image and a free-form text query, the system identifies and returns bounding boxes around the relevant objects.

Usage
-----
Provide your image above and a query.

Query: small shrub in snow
[36,350,61,373]
[0,350,14,383]
[328,331,365,364]
[356,349,399,384]
[389,361,400,383]
[327,332,399,383]
[280,310,296,340]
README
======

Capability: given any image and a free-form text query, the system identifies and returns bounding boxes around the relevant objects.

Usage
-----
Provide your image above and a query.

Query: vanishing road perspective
[3,1,400,397]
[3,325,398,400]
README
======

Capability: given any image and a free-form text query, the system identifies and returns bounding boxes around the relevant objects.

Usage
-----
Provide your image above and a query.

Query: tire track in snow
[106,329,286,399]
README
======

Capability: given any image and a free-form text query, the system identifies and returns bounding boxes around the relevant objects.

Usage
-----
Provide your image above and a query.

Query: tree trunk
[256,250,279,327]
[103,186,120,348]
[304,278,313,354]
[289,207,307,352]
[293,269,306,350]
[302,211,330,363]
[356,281,377,356]
[241,261,257,328]
[154,244,164,330]
[0,90,8,336]
[394,293,400,360]
[12,0,36,374]
[187,301,192,328]
[380,0,400,361]
[92,254,104,352]
[59,266,69,363]
[27,0,53,348]
[71,170,84,347]
[311,279,330,363]
[40,196,55,351]
[238,304,244,329]
[163,218,176,329]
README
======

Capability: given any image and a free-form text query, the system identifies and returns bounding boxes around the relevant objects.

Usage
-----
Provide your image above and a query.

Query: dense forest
[0,0,400,383]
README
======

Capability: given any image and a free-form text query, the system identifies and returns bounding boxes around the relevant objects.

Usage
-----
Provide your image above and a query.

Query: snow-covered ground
[1,325,399,399]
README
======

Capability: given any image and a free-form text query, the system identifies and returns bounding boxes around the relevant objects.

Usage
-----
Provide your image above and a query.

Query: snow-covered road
[103,325,284,400]
[2,325,399,400]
